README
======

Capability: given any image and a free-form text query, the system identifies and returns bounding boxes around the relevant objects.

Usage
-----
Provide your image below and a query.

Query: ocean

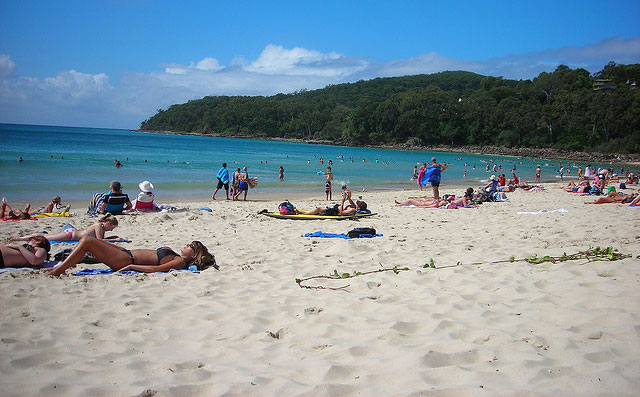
[0,123,604,202]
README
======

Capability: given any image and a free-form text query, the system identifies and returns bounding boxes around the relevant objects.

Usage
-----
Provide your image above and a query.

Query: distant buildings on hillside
[593,79,637,93]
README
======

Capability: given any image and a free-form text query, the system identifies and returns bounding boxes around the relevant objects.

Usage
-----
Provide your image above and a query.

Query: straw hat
[138,181,154,192]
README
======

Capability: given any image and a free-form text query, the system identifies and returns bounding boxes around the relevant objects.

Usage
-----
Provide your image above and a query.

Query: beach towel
[2,216,37,221]
[73,266,200,276]
[304,231,382,239]
[420,166,441,187]
[33,212,72,218]
[87,192,107,215]
[517,209,569,215]
[0,261,59,273]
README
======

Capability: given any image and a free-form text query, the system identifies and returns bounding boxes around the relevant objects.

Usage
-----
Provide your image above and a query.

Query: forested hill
[140,63,640,153]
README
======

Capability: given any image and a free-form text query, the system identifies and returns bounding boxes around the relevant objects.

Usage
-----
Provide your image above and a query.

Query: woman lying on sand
[0,236,51,268]
[585,191,638,204]
[11,213,122,242]
[1,197,65,219]
[297,200,368,216]
[562,181,591,193]
[1,200,32,219]
[46,237,217,276]
[395,197,446,208]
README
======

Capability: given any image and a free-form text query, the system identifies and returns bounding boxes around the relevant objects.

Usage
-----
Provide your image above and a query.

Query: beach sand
[1,183,639,396]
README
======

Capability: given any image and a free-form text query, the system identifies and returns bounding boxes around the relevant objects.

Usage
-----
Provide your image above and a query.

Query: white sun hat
[138,180,154,192]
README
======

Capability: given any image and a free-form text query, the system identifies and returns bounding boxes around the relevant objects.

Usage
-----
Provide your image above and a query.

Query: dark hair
[464,187,474,198]
[30,236,51,260]
[190,241,218,271]
[356,200,367,210]
[222,163,227,167]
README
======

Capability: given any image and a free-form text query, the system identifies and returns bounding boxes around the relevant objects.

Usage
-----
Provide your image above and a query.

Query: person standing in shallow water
[212,163,230,200]
[279,166,284,181]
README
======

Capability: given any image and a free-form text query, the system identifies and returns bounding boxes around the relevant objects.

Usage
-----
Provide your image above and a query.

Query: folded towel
[517,209,569,215]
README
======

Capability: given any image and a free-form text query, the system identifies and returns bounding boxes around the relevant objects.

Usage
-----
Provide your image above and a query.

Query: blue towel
[73,266,199,276]
[304,231,382,239]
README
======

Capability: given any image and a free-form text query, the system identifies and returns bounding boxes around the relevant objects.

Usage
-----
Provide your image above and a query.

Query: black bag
[320,204,340,216]
[347,227,377,238]
[53,248,101,264]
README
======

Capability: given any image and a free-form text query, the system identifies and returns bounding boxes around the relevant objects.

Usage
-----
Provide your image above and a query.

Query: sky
[1,0,639,129]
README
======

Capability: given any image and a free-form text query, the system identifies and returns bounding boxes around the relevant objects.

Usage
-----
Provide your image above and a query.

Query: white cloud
[244,44,367,77]
[0,54,17,78]
[1,38,639,129]
[195,57,222,71]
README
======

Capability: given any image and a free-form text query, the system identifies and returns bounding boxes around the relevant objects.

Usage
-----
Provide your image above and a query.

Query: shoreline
[136,129,640,165]
[11,177,568,213]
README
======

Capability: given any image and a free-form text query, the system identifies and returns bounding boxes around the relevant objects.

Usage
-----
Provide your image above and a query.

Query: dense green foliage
[140,63,640,153]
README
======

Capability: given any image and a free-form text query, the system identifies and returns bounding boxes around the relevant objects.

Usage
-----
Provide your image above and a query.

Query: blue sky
[1,0,639,129]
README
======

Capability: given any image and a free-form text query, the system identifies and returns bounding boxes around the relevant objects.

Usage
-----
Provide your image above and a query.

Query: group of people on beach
[560,168,640,205]
[211,163,257,201]
[2,176,218,275]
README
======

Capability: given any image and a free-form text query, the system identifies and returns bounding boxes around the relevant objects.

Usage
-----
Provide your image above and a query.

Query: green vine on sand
[424,246,630,269]
[295,265,409,291]
[296,247,630,292]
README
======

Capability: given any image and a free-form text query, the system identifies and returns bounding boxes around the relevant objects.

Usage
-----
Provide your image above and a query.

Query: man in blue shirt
[212,163,230,200]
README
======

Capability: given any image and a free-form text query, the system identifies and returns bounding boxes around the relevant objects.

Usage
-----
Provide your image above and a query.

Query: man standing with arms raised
[212,163,230,200]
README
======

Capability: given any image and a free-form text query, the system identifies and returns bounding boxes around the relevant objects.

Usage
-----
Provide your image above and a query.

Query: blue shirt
[216,167,229,183]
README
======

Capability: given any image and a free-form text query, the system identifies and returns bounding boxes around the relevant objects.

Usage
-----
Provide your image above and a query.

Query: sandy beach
[1,183,639,396]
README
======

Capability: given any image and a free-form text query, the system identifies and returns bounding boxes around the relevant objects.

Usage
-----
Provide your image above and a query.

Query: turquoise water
[0,123,620,202]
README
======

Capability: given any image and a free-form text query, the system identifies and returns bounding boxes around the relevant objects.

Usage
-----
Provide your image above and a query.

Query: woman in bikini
[0,236,51,268]
[11,213,122,242]
[46,237,217,276]
[1,196,66,219]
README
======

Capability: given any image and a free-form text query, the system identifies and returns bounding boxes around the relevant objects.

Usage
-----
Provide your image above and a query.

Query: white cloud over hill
[1,37,638,129]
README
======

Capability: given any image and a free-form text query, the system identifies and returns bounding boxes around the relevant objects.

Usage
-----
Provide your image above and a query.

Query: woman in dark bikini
[46,237,217,276]
[0,236,51,268]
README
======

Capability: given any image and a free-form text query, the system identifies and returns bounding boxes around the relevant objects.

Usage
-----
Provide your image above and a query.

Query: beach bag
[53,248,101,264]
[278,201,296,215]
[347,227,377,238]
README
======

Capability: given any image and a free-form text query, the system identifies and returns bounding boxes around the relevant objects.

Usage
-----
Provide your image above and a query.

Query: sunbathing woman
[1,236,51,268]
[395,197,446,208]
[562,181,591,193]
[445,188,474,207]
[46,237,217,276]
[34,196,65,214]
[585,191,638,204]
[12,213,122,242]
[297,200,368,216]
[1,199,32,219]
